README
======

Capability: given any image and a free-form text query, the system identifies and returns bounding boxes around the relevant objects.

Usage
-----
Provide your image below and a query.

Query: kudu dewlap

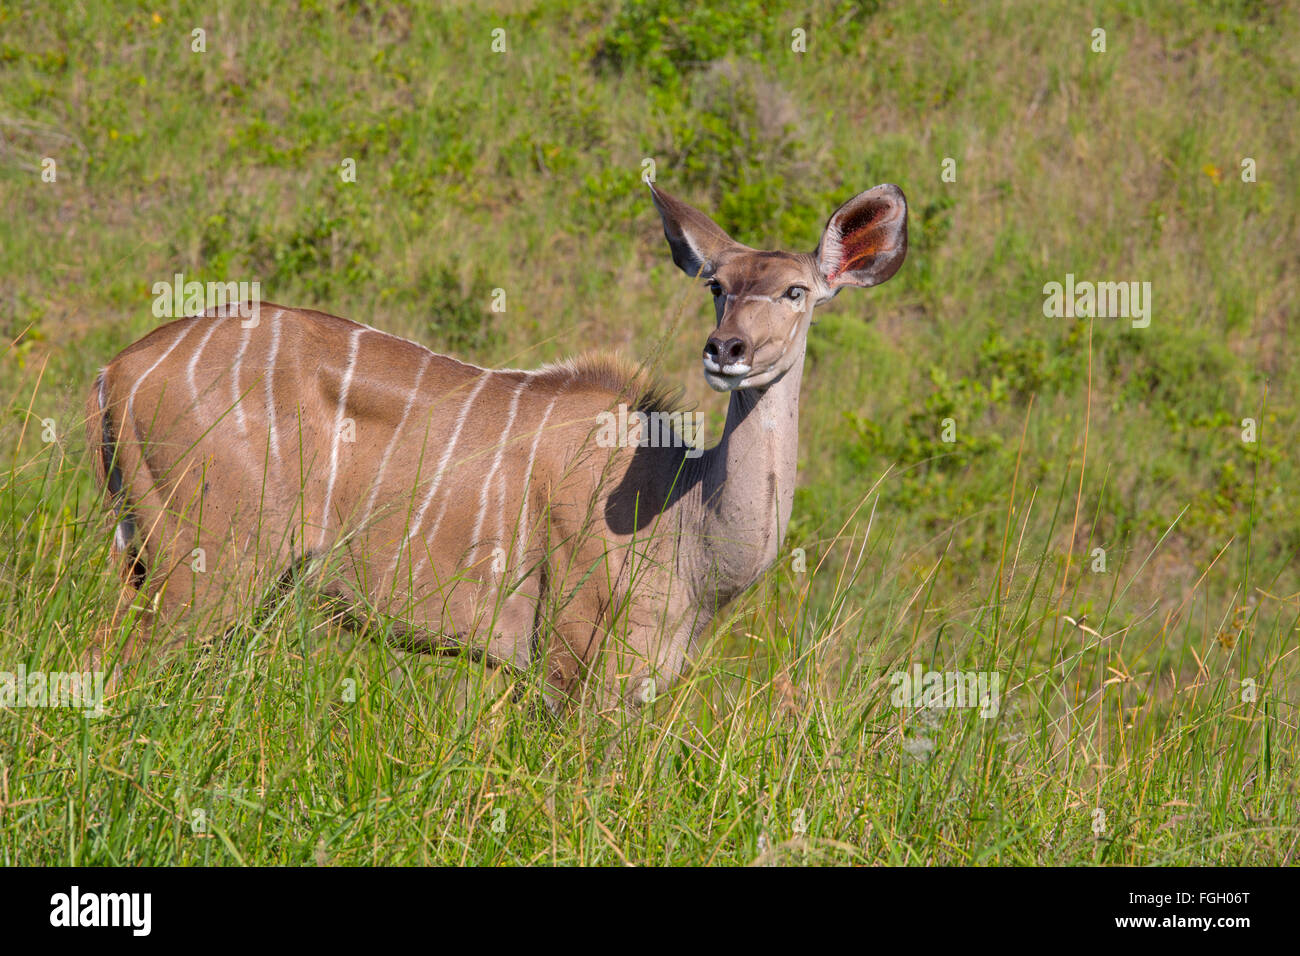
[87,184,907,709]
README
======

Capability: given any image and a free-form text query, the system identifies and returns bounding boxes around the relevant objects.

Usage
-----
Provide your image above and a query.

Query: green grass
[0,0,1296,864]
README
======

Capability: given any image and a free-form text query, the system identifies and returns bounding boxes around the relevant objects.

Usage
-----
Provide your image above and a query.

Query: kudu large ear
[814,184,908,291]
[650,184,750,279]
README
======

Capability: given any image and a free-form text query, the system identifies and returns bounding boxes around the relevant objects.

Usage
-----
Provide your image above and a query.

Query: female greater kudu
[87,184,907,707]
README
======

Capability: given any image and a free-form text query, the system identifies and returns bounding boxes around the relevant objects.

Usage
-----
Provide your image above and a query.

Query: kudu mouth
[702,309,808,391]
[701,354,753,391]
[702,348,796,392]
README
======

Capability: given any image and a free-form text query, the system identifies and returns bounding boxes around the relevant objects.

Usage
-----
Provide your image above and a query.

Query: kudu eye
[784,285,807,302]
[707,280,723,298]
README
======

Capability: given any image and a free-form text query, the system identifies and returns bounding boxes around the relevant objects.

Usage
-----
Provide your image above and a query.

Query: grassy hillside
[0,0,1296,864]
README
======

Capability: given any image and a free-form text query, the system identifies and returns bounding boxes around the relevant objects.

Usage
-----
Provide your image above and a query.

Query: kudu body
[87,185,907,707]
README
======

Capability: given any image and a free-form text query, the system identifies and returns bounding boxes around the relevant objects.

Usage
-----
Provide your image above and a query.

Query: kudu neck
[696,348,805,601]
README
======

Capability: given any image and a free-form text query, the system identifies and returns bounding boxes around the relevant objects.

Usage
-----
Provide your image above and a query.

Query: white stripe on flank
[187,316,225,404]
[229,318,255,432]
[511,377,567,574]
[127,320,196,422]
[319,326,364,544]
[399,370,491,562]
[468,375,528,566]
[423,374,499,548]
[360,351,432,526]
[264,309,284,465]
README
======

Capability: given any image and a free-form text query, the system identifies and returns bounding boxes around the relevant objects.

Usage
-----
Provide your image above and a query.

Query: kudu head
[650,183,908,391]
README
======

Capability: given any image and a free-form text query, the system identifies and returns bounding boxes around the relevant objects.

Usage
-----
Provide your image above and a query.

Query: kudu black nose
[704,336,751,369]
